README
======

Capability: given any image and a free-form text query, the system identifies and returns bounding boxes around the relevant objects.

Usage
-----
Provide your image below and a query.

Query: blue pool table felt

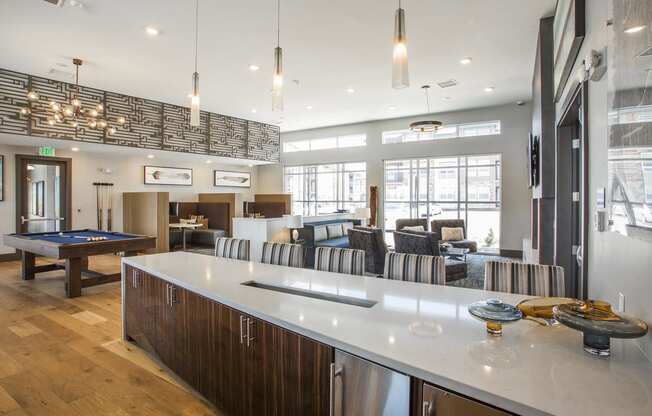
[28,231,136,244]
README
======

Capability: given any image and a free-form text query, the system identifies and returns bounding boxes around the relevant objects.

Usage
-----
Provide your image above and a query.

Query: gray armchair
[348,227,388,275]
[431,219,478,253]
[393,231,437,256]
[395,218,429,231]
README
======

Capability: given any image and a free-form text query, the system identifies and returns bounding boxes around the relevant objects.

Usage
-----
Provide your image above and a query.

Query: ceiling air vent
[43,0,65,6]
[437,79,458,89]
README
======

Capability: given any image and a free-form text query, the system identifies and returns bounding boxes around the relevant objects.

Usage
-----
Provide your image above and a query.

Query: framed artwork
[0,155,3,201]
[607,0,652,243]
[553,0,585,102]
[214,170,251,188]
[144,166,193,186]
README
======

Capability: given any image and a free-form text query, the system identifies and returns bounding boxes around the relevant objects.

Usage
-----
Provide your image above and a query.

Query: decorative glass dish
[468,299,523,336]
[516,297,577,326]
[553,300,648,356]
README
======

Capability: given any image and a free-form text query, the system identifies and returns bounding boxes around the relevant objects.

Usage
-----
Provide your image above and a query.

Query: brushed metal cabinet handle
[329,363,335,416]
[239,315,245,345]
[422,400,431,416]
[246,318,255,346]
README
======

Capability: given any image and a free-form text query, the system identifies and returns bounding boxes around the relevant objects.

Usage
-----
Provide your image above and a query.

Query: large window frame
[382,120,501,144]
[284,162,367,216]
[283,134,367,153]
[383,155,502,251]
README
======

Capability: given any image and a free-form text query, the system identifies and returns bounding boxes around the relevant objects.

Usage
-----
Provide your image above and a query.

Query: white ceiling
[0,0,555,132]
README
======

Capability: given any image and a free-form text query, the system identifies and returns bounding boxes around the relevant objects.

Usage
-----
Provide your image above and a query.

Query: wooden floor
[0,254,218,415]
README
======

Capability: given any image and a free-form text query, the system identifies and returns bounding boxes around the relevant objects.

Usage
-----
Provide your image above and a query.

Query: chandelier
[409,85,442,133]
[19,58,126,134]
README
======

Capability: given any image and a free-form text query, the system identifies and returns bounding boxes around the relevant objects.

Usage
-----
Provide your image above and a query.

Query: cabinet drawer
[421,383,511,416]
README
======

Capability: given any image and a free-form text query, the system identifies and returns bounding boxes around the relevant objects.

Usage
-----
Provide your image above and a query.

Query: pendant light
[409,85,442,132]
[189,0,201,127]
[272,0,283,111]
[392,0,409,89]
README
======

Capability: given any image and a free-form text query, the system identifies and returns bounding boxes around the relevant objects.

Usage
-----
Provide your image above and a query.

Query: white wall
[0,144,257,253]
[555,1,652,360]
[259,102,532,251]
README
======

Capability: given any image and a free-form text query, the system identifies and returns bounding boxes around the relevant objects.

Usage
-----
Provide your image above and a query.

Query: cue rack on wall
[93,182,114,231]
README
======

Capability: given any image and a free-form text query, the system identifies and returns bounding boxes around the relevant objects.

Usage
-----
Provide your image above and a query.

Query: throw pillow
[341,222,354,234]
[441,227,464,241]
[314,226,328,241]
[326,224,344,239]
[402,225,425,232]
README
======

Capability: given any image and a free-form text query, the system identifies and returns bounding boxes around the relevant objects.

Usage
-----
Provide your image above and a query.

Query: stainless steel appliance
[331,349,410,416]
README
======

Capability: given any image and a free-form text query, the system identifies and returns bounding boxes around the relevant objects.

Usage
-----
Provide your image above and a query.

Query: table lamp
[354,207,371,226]
[286,214,304,242]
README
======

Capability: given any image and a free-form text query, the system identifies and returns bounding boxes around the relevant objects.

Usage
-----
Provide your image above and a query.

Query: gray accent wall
[258,103,532,252]
[554,1,652,361]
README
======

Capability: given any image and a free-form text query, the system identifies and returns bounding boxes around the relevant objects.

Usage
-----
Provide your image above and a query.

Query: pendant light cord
[276,0,280,47]
[424,86,431,113]
[194,0,199,72]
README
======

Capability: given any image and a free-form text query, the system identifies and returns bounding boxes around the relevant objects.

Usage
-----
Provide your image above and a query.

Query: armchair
[395,218,429,231]
[430,219,477,253]
[347,227,388,275]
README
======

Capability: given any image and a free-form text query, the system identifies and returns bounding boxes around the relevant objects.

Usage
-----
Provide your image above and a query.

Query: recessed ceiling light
[388,105,397,110]
[306,105,313,110]
[442,96,452,101]
[147,154,155,159]
[484,86,495,93]
[145,26,160,36]
[624,25,646,34]
[248,64,260,71]
[516,100,525,106]
[205,160,212,164]
[71,147,79,152]
[460,57,472,65]
[251,108,257,113]
[346,87,356,94]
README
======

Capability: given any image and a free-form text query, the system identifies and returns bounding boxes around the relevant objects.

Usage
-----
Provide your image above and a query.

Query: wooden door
[248,316,332,416]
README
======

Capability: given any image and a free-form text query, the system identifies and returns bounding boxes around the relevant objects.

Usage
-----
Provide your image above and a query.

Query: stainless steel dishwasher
[330,349,410,416]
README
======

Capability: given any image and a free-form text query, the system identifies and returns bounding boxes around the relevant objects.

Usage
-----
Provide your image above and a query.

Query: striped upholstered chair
[214,237,250,261]
[314,247,365,276]
[382,252,446,285]
[484,261,566,297]
[260,242,305,268]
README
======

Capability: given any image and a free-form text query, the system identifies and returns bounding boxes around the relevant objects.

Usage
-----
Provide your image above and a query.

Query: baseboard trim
[0,252,20,262]
[499,249,523,258]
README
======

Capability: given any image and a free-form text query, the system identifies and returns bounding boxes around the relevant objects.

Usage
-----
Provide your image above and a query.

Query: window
[382,121,501,144]
[383,155,501,252]
[283,134,366,153]
[284,162,367,216]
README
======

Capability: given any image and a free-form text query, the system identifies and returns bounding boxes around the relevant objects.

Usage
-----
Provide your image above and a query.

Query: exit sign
[38,146,55,157]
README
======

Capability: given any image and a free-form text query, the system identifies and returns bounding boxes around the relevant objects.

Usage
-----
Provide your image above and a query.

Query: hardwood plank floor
[0,254,218,416]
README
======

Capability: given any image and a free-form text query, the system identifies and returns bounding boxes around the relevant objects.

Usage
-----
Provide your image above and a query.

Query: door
[421,383,509,416]
[333,349,410,416]
[16,155,71,234]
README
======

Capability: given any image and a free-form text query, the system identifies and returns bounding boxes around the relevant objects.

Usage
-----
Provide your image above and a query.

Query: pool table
[3,229,156,298]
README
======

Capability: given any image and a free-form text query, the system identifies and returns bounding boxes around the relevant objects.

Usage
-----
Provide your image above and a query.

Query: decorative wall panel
[0,68,280,162]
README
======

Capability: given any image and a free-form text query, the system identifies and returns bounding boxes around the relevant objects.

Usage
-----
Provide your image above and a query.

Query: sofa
[297,219,361,266]
[169,202,230,250]
[431,219,478,253]
[348,226,389,275]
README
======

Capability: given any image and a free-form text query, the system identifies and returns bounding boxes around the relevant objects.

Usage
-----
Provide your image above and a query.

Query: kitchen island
[122,252,652,416]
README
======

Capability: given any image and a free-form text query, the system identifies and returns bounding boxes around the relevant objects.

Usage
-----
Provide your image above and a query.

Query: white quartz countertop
[123,252,652,416]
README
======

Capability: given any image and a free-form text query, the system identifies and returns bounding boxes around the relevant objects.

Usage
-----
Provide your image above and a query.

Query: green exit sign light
[38,146,56,157]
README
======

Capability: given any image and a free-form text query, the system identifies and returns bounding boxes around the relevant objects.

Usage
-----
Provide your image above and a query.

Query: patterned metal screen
[0,68,280,162]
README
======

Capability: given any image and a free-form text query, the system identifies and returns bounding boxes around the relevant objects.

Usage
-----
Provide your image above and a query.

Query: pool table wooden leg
[65,258,82,298]
[21,251,35,281]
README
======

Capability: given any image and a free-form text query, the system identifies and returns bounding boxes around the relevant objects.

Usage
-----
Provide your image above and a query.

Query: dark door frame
[555,81,589,299]
[14,153,73,238]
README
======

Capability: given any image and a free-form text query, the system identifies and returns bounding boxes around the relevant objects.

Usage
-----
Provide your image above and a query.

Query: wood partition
[123,192,169,253]
[254,194,292,215]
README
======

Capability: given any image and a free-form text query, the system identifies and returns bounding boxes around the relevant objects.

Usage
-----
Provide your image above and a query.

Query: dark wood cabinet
[123,266,332,416]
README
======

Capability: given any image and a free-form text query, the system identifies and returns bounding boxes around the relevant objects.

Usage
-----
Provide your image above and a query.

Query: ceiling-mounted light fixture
[392,0,409,89]
[272,0,283,111]
[189,0,201,127]
[409,85,442,133]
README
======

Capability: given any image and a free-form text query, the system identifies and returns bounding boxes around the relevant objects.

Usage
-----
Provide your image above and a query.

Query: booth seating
[169,202,230,250]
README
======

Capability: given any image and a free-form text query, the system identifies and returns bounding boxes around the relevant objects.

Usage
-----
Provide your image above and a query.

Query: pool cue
[107,184,113,232]
[95,184,102,231]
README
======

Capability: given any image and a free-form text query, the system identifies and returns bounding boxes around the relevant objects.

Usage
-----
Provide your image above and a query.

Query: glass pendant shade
[392,7,409,89]
[272,46,283,111]
[190,71,200,127]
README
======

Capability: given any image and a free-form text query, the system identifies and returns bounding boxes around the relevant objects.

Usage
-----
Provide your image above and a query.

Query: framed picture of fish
[214,170,251,188]
[144,166,193,186]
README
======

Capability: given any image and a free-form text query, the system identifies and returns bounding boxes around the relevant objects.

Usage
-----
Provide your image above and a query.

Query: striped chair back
[314,247,365,276]
[261,242,305,268]
[383,252,446,285]
[214,237,250,261]
[484,261,566,297]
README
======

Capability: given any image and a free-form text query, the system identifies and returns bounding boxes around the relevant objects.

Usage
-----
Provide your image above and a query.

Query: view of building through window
[382,121,501,144]
[384,155,501,251]
[284,162,367,216]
